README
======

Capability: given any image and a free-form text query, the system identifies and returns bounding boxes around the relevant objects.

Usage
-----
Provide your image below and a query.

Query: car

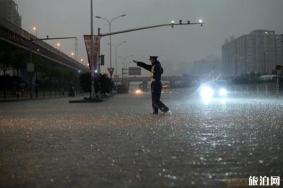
[199,80,230,100]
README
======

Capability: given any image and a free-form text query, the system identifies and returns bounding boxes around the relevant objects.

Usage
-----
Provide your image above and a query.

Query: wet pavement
[0,89,282,188]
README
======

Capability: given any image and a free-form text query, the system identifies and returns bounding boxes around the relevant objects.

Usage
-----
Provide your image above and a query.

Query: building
[0,0,21,27]
[222,30,283,77]
[276,34,283,69]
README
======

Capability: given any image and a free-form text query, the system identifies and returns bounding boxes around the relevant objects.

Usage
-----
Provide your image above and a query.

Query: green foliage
[79,73,114,94]
[80,73,91,92]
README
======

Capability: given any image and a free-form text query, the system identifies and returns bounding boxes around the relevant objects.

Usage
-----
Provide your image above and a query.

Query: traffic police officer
[133,56,170,115]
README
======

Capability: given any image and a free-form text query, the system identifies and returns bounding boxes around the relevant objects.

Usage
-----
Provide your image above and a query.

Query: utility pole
[90,0,95,98]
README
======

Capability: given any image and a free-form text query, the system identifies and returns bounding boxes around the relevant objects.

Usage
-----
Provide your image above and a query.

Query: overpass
[0,19,89,99]
[0,18,88,72]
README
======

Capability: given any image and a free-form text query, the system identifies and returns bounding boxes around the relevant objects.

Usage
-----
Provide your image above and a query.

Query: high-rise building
[222,30,282,77]
[276,34,283,68]
[0,0,21,27]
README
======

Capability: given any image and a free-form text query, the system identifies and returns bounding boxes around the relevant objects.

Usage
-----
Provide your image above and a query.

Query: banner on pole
[84,35,101,71]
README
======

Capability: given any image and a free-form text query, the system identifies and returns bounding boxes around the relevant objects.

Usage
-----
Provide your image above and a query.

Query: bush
[80,73,114,94]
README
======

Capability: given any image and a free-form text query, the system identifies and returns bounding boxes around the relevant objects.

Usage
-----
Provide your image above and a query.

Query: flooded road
[0,89,282,187]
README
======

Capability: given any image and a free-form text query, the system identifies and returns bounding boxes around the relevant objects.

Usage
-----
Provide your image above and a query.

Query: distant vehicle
[134,82,170,95]
[199,80,230,100]
[259,75,277,81]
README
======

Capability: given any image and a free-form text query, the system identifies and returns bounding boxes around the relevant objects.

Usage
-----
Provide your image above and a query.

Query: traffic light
[170,20,175,28]
[100,55,105,66]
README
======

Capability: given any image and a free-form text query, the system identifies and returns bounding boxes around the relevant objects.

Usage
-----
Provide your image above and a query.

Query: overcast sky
[17,0,283,75]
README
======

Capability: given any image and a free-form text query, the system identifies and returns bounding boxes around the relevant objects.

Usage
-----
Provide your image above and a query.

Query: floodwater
[0,88,282,187]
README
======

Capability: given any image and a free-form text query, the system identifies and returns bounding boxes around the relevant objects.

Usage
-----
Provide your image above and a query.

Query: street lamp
[56,42,61,49]
[95,14,127,77]
[198,19,204,26]
[70,52,75,57]
[32,26,38,37]
[114,41,126,75]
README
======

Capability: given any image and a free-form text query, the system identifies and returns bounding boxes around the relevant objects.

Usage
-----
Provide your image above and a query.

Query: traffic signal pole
[90,0,96,99]
[99,22,203,37]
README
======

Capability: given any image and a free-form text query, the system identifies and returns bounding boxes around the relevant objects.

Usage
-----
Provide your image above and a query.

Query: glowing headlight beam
[219,88,228,97]
[200,85,214,100]
[135,89,143,95]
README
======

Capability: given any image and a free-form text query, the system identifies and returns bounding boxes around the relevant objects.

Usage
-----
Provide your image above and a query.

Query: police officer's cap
[149,56,158,60]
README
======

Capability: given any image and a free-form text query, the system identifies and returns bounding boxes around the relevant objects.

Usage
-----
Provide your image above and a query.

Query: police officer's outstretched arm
[133,60,152,72]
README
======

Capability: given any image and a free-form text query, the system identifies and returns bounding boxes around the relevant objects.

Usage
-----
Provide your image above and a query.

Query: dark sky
[17,0,283,75]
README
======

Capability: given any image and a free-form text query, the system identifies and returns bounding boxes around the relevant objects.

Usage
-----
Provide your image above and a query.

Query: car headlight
[134,89,143,95]
[200,85,214,99]
[219,88,228,97]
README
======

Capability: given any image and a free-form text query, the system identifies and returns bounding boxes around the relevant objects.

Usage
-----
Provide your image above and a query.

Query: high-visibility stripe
[151,65,155,81]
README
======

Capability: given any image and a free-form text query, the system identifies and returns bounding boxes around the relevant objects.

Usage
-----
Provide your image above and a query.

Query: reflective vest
[151,65,155,82]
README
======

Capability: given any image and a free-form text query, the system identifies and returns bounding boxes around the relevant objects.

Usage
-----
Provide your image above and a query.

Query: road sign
[114,75,119,79]
[107,67,114,77]
[129,67,141,76]
[84,35,100,70]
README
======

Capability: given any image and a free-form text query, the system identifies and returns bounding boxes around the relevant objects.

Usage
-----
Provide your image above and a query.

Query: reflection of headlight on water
[219,88,228,97]
[200,85,214,99]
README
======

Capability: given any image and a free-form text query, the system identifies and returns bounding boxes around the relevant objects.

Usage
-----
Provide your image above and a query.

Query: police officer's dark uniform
[135,56,170,115]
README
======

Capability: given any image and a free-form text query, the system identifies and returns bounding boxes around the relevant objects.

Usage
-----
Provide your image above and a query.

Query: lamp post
[114,41,126,76]
[90,0,95,98]
[95,14,126,77]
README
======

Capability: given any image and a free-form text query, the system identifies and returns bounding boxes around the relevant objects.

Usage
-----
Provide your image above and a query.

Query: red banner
[84,35,101,71]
